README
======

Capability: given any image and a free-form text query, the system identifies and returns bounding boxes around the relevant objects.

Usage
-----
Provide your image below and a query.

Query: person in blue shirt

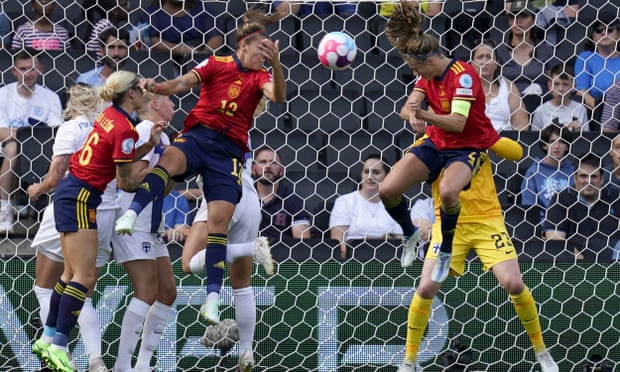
[521,125,575,226]
[76,28,130,87]
[574,13,620,111]
[145,0,223,59]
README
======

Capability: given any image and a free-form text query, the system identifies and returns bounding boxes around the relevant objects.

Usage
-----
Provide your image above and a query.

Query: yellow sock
[405,294,433,363]
[510,286,546,353]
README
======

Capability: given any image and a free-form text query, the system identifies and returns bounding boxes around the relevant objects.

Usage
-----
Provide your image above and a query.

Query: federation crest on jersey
[142,241,151,253]
[228,84,241,99]
[458,74,473,88]
[88,208,96,223]
[121,138,135,155]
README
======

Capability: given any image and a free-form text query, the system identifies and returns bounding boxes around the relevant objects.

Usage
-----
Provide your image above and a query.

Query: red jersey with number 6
[414,59,499,151]
[69,105,138,191]
[184,54,272,151]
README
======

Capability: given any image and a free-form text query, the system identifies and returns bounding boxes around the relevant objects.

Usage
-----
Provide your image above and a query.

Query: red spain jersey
[415,59,499,150]
[184,54,272,150]
[69,105,138,191]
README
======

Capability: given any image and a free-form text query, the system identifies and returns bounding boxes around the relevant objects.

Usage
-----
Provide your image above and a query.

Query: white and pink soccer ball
[317,31,357,70]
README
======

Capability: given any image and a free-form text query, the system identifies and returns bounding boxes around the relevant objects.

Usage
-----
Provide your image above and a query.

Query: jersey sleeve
[451,68,477,102]
[111,123,137,163]
[192,55,214,84]
[52,123,78,157]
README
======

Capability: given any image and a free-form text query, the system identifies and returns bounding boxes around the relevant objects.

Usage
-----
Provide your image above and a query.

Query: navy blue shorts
[409,137,486,184]
[172,125,243,204]
[54,174,102,232]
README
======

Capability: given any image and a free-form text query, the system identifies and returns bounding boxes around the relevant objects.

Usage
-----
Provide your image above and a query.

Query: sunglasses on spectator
[593,24,620,34]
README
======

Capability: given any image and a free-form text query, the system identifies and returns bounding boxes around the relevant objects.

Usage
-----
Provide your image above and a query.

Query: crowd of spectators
[0,1,619,261]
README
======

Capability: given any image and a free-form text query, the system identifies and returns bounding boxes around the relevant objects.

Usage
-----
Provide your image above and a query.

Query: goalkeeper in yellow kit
[398,151,559,372]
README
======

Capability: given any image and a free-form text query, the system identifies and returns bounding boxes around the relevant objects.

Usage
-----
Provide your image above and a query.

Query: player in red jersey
[114,7,285,371]
[379,1,522,285]
[32,71,165,372]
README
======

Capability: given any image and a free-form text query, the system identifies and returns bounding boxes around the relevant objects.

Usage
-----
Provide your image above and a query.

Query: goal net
[0,0,618,371]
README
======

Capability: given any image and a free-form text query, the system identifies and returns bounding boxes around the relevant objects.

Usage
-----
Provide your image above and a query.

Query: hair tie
[238,29,266,44]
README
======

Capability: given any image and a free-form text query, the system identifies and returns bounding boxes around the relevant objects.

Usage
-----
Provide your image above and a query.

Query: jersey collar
[232,53,251,73]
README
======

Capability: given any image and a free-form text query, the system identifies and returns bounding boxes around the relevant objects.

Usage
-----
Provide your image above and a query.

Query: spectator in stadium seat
[77,28,130,87]
[496,1,558,99]
[601,80,620,134]
[85,0,141,57]
[471,39,529,132]
[11,0,70,51]
[252,146,311,241]
[574,14,620,111]
[606,134,620,193]
[505,0,581,45]
[398,153,559,371]
[531,64,590,131]
[145,0,224,60]
[521,124,575,226]
[0,50,63,233]
[0,11,11,48]
[329,154,403,258]
[274,1,357,17]
[543,153,620,262]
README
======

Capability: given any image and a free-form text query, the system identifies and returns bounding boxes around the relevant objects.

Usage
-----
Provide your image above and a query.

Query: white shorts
[111,231,169,264]
[31,204,116,268]
[193,172,261,244]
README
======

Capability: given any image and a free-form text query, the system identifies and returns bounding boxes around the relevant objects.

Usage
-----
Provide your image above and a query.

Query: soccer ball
[317,31,357,70]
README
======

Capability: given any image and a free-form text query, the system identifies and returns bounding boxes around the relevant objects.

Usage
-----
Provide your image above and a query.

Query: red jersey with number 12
[70,105,138,191]
[184,54,272,150]
[415,59,499,150]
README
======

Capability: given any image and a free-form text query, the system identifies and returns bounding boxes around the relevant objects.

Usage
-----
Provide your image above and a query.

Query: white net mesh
[0,0,619,371]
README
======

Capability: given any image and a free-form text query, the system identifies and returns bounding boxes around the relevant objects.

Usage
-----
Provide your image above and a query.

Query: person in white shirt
[0,50,63,233]
[111,91,176,372]
[471,39,529,132]
[26,83,108,372]
[531,64,590,131]
[330,154,403,258]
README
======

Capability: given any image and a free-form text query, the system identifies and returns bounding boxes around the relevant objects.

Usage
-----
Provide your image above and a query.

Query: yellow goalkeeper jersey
[431,153,503,223]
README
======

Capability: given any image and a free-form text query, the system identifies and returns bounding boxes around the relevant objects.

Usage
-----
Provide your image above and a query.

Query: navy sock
[129,165,169,214]
[54,281,88,347]
[205,234,227,294]
[439,202,461,254]
[383,195,417,237]
[45,279,66,328]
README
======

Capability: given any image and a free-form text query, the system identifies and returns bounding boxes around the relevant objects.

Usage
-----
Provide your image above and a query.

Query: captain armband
[451,99,471,118]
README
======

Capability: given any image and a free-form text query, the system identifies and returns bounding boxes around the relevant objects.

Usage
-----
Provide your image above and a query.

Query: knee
[502,278,525,295]
[416,282,438,299]
[133,287,158,305]
[159,285,177,305]
[438,187,459,207]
